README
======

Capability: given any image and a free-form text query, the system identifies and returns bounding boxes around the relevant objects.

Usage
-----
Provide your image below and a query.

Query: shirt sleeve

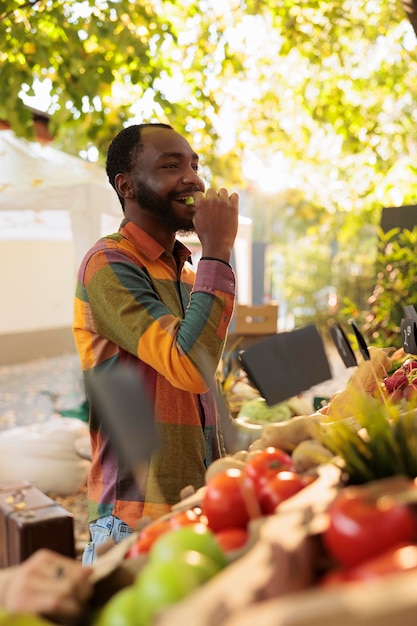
[76,248,236,394]
[192,258,236,297]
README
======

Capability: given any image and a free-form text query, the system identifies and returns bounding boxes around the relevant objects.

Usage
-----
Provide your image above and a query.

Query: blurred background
[1,0,417,365]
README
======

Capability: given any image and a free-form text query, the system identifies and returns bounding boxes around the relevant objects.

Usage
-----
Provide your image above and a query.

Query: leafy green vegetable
[238,398,292,425]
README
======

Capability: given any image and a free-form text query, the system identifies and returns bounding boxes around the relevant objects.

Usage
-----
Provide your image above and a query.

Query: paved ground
[0,352,89,556]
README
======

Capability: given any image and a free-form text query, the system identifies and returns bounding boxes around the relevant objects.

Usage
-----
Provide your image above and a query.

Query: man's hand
[193,188,239,264]
[0,549,93,624]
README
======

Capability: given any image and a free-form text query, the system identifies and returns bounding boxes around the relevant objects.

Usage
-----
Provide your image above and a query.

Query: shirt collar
[119,219,193,265]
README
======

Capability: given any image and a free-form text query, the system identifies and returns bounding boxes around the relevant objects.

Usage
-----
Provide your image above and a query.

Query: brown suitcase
[0,480,75,568]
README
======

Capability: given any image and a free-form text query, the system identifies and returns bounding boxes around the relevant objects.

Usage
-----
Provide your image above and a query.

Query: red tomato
[125,519,172,558]
[126,507,206,558]
[169,508,202,529]
[323,487,417,568]
[202,468,261,533]
[322,542,417,586]
[214,527,249,552]
[243,447,295,492]
[258,470,310,515]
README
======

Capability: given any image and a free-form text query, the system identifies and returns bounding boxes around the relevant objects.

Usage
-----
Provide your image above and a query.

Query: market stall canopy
[0,129,121,263]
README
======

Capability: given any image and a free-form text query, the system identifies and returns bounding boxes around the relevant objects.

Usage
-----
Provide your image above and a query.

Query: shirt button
[229,280,234,287]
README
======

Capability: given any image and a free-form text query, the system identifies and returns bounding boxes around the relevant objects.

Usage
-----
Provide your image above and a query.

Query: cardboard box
[234,304,278,336]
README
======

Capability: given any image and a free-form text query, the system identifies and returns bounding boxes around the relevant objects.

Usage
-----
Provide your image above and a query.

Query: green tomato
[135,550,217,625]
[92,586,141,626]
[149,522,227,569]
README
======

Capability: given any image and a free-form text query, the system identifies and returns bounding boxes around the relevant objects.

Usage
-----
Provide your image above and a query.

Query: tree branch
[402,0,417,35]
[0,0,42,22]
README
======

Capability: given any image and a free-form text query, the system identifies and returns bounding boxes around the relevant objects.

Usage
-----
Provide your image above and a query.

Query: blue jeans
[82,515,134,566]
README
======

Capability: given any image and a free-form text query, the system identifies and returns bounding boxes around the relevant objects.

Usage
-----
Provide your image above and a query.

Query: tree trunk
[402,0,417,35]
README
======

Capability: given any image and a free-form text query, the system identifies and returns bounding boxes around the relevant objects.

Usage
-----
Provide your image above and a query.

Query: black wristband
[200,256,232,268]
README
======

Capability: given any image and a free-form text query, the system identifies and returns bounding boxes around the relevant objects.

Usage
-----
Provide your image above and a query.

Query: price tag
[329,323,357,368]
[239,324,332,406]
[351,321,370,361]
[401,318,417,355]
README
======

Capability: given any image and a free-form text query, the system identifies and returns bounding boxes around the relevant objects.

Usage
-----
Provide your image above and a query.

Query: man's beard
[134,179,195,234]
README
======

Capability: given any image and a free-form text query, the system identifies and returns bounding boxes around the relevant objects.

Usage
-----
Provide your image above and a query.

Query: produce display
[95,526,227,626]
[8,346,417,625]
[154,474,417,626]
[152,349,417,624]
[88,452,322,625]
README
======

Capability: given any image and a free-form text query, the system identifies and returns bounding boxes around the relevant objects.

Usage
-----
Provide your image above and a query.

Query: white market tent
[0,129,252,299]
[0,129,122,264]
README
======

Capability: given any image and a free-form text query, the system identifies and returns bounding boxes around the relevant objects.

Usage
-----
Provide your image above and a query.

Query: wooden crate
[234,304,278,336]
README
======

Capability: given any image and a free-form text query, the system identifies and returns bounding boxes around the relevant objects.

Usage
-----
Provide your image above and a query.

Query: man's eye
[163,163,178,169]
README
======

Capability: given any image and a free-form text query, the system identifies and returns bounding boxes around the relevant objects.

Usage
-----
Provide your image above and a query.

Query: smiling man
[72,123,239,564]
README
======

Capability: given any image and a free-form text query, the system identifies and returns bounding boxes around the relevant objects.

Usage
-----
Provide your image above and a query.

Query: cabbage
[238,398,293,425]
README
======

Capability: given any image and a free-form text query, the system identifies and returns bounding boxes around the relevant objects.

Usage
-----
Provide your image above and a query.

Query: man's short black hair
[106,123,173,209]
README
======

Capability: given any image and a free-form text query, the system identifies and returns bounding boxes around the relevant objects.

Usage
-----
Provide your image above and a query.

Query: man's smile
[175,195,195,206]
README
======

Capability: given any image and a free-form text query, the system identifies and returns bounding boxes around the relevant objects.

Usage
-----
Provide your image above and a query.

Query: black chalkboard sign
[329,323,357,368]
[239,324,332,405]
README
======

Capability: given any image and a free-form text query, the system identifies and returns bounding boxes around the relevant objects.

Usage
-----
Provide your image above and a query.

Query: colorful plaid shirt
[73,220,236,528]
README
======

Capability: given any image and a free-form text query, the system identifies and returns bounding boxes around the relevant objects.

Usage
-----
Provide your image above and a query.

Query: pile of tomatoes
[126,447,314,559]
[124,448,417,604]
[321,477,417,585]
[202,447,314,532]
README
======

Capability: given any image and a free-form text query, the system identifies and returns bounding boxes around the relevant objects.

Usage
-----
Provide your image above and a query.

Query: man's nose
[182,168,204,189]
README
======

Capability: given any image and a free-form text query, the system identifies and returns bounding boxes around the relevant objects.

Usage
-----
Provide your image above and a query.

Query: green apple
[0,615,54,626]
[92,586,141,626]
[135,550,218,625]
[173,549,220,584]
[149,522,227,569]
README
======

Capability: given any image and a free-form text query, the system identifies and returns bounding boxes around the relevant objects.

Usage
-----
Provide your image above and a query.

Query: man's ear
[115,173,134,199]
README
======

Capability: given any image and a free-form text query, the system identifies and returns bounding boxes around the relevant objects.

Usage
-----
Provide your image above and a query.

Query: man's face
[130,127,205,234]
